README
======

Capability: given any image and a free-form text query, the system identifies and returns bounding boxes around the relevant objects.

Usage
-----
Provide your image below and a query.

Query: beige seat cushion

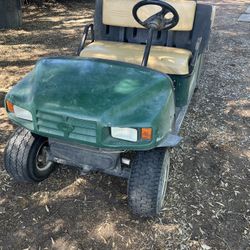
[103,0,197,31]
[80,41,192,75]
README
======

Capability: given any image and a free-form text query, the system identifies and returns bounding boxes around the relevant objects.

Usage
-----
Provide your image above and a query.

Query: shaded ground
[0,0,249,249]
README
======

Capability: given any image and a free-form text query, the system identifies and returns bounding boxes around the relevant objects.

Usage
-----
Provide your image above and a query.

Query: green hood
[6,57,175,149]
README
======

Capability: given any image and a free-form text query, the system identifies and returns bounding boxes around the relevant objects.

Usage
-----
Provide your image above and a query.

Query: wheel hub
[36,142,53,171]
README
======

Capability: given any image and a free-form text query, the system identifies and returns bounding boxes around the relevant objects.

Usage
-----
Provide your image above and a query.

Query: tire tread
[128,148,169,217]
[4,127,53,183]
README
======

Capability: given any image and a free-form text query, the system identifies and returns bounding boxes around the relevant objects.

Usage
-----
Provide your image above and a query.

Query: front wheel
[128,148,170,217]
[4,127,55,183]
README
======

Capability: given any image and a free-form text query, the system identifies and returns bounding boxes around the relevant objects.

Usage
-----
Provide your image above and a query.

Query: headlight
[6,101,33,121]
[14,106,33,121]
[111,127,138,142]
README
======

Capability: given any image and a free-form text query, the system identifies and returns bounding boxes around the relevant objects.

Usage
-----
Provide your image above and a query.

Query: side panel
[171,54,204,107]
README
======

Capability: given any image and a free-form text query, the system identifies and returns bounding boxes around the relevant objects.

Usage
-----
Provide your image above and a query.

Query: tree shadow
[0,60,37,69]
[0,167,131,249]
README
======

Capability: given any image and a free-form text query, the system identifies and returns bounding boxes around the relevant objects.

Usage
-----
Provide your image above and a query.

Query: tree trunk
[0,0,22,29]
[34,0,44,7]
[23,0,44,7]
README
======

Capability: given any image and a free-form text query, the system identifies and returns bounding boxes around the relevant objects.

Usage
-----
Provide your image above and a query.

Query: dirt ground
[0,0,249,249]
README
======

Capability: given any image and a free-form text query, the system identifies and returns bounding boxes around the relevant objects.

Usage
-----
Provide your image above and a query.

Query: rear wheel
[128,148,170,217]
[4,127,55,183]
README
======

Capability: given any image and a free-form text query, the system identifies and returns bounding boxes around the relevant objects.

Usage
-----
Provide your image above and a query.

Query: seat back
[102,0,196,31]
[94,0,214,56]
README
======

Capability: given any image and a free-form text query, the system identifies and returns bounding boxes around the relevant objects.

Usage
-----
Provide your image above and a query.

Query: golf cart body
[7,58,175,150]
[4,0,215,216]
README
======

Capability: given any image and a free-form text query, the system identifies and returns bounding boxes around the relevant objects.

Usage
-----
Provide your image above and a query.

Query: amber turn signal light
[141,128,153,140]
[6,100,14,113]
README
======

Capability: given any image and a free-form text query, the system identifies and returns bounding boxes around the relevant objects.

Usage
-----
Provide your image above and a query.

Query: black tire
[128,148,170,217]
[4,127,55,183]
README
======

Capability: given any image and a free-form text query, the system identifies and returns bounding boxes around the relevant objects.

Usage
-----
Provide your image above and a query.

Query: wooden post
[0,0,22,29]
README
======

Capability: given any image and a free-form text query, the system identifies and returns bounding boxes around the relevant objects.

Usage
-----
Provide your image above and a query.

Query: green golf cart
[4,0,215,216]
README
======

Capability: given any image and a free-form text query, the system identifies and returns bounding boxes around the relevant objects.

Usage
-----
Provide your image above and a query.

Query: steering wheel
[132,0,179,31]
